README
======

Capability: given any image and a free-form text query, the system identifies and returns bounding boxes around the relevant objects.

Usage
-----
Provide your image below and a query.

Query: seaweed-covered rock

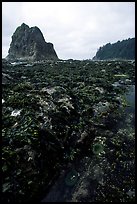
[2,59,135,202]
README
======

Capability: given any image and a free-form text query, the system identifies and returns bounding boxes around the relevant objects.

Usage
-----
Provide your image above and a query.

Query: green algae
[2,59,135,202]
[92,143,104,155]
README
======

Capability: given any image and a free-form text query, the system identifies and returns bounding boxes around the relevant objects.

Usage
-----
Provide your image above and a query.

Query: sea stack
[6,23,58,61]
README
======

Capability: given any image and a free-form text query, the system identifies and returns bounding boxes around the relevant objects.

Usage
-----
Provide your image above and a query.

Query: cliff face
[92,38,135,60]
[7,23,58,61]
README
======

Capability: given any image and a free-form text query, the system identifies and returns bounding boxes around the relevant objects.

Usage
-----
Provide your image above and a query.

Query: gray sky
[2,2,135,60]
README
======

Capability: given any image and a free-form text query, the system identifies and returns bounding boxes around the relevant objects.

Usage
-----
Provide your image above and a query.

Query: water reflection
[125,85,135,114]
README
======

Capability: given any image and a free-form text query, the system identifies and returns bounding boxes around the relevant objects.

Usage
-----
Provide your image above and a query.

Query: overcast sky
[2,2,135,60]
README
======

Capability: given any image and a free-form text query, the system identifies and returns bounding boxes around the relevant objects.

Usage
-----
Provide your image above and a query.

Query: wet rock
[11,109,22,117]
[93,101,110,116]
[112,81,121,87]
[2,59,135,203]
[2,99,5,104]
[77,131,88,144]
[2,73,13,84]
[94,87,104,94]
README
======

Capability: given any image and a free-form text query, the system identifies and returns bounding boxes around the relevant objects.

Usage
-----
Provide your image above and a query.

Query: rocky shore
[2,59,135,202]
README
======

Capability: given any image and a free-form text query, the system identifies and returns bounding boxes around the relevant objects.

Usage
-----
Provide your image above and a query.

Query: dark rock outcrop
[6,23,58,61]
